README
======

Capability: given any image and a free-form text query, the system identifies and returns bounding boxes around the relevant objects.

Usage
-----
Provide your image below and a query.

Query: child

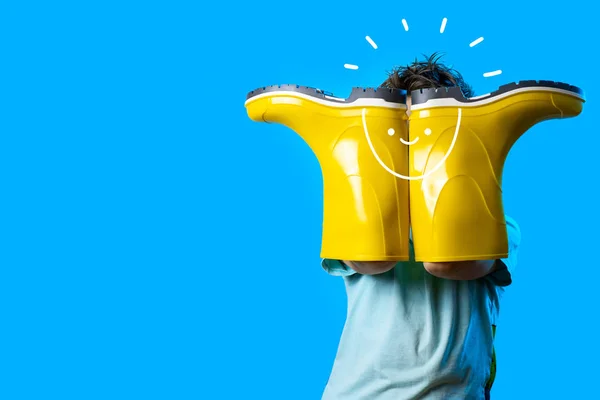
[321,53,520,400]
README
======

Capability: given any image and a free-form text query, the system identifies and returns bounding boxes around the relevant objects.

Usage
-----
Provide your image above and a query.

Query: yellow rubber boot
[408,81,585,262]
[245,85,410,261]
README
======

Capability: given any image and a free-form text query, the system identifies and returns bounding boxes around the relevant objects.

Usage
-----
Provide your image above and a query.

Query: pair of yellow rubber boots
[244,82,584,262]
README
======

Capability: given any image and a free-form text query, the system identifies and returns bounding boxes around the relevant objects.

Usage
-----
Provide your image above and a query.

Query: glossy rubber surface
[408,83,585,261]
[245,81,585,262]
[245,86,410,261]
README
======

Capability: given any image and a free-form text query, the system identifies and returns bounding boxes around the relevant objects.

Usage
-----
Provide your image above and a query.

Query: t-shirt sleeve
[321,259,358,277]
[485,215,522,287]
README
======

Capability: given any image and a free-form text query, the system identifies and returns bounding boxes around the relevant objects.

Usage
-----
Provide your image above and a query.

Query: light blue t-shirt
[321,216,521,400]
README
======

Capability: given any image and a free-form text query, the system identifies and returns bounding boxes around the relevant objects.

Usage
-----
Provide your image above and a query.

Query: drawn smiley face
[362,107,463,181]
[391,126,433,146]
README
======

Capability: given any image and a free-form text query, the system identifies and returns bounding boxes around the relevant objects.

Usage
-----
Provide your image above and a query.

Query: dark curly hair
[380,52,474,98]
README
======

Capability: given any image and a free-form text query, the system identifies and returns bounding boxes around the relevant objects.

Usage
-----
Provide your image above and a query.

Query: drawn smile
[362,108,462,181]
[399,137,419,146]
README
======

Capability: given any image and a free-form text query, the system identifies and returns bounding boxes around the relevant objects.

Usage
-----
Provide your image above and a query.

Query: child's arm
[341,260,396,275]
[422,260,497,280]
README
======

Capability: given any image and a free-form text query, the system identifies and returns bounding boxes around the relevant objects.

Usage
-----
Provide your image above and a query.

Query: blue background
[0,0,596,398]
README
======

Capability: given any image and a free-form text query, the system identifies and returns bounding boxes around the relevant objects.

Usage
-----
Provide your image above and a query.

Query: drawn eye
[362,106,463,180]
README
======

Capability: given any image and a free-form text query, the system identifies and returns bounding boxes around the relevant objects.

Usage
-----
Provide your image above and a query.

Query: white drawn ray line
[401,19,409,31]
[483,69,502,77]
[440,18,448,33]
[470,36,484,47]
[365,35,378,49]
